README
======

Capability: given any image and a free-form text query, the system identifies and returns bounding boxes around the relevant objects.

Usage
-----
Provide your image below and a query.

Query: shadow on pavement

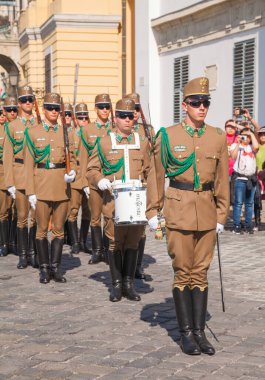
[61,254,81,275]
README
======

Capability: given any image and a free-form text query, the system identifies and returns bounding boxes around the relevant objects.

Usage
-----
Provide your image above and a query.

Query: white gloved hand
[148,215,159,231]
[29,194,37,210]
[64,170,76,183]
[83,187,90,199]
[7,186,16,199]
[216,223,224,234]
[98,178,112,191]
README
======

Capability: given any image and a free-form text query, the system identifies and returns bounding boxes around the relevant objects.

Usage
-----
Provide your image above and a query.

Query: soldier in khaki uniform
[146,77,229,356]
[66,102,91,254]
[2,96,19,255]
[87,98,150,302]
[79,94,113,264]
[0,106,12,256]
[3,86,38,269]
[24,93,77,284]
[125,93,155,280]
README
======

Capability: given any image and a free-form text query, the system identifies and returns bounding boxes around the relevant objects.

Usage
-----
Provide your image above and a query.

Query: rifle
[216,233,225,312]
[110,102,116,129]
[34,97,42,124]
[60,99,71,174]
[139,105,153,149]
[73,63,79,107]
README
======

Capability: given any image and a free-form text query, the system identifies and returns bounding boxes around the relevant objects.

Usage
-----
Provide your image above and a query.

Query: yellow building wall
[19,0,134,119]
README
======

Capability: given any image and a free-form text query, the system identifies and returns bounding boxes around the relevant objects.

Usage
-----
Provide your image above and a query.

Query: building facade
[18,0,135,115]
[135,0,265,130]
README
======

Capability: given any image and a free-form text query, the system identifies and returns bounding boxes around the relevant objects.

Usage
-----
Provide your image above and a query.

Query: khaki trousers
[90,188,104,227]
[0,190,12,221]
[102,191,144,252]
[15,189,36,228]
[36,199,69,239]
[166,227,216,290]
[68,188,91,222]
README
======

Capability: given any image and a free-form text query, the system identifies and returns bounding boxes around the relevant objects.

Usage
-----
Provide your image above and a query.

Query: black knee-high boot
[28,225,38,267]
[50,238,66,282]
[79,219,91,253]
[68,220,80,254]
[172,286,201,355]
[36,238,50,284]
[0,220,9,257]
[88,226,104,264]
[191,287,215,355]
[108,250,122,302]
[17,227,28,269]
[122,249,141,301]
[135,236,146,279]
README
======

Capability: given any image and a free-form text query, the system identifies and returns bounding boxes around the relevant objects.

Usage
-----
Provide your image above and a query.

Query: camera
[239,108,245,115]
[240,135,248,141]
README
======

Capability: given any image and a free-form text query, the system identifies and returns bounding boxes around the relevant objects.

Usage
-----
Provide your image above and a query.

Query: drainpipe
[122,0,126,96]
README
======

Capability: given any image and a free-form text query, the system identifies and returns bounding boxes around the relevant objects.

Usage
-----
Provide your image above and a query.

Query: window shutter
[173,56,189,123]
[45,53,51,93]
[233,39,255,116]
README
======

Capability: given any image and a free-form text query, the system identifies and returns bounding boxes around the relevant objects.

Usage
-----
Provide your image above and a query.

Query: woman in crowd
[230,129,259,234]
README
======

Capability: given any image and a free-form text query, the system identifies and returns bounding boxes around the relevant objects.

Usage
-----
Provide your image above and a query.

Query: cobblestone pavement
[1,223,265,380]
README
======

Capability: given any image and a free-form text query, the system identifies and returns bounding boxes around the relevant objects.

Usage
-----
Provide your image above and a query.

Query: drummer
[87,98,150,302]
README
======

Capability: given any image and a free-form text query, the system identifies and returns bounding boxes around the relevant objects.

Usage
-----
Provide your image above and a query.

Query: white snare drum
[112,181,147,226]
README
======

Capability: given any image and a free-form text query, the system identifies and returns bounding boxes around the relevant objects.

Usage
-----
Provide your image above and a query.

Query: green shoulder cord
[4,122,24,155]
[80,126,97,157]
[157,127,200,189]
[24,127,51,169]
[0,144,3,159]
[97,137,125,182]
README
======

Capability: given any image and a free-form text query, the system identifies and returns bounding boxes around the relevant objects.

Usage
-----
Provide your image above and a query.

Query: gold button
[52,157,54,161]
[197,172,200,175]
[196,146,199,150]
[213,155,216,159]
[196,159,199,162]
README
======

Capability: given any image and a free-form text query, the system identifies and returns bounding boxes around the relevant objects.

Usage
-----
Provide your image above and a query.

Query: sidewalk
[0,226,265,379]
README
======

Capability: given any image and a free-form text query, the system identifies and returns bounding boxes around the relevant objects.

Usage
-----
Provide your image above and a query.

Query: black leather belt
[14,158,24,164]
[0,159,2,165]
[169,179,214,192]
[37,162,66,169]
[77,160,80,166]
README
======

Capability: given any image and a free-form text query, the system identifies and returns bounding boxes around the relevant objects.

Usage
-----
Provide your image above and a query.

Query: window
[173,56,189,123]
[233,38,255,116]
[44,51,52,93]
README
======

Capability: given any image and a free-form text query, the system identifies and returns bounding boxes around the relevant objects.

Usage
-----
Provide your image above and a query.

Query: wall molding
[151,0,264,54]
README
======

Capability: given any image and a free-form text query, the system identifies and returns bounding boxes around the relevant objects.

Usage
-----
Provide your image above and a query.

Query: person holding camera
[230,129,259,234]
[234,107,260,132]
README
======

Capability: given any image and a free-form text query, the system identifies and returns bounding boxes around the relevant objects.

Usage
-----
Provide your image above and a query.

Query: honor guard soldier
[87,98,150,302]
[79,94,113,264]
[24,93,77,284]
[66,102,91,254]
[2,96,19,255]
[3,96,18,122]
[0,106,12,256]
[3,86,38,269]
[146,77,229,355]
[125,92,155,280]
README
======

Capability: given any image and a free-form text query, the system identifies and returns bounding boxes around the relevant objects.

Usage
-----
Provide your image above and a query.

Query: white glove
[148,215,159,231]
[83,187,90,199]
[7,186,16,199]
[29,194,37,210]
[64,170,76,183]
[216,223,224,234]
[98,178,112,191]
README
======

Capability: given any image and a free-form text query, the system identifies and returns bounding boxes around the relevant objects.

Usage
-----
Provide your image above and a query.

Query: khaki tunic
[87,132,150,251]
[25,124,76,201]
[79,121,113,189]
[146,123,230,231]
[0,123,12,221]
[0,123,7,190]
[3,118,36,190]
[70,127,82,190]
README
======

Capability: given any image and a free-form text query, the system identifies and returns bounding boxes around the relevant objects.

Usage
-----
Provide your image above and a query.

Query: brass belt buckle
[194,184,202,192]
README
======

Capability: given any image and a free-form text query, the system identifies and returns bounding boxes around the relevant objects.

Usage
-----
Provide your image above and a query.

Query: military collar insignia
[133,123,139,132]
[76,129,82,136]
[19,116,35,126]
[182,122,206,137]
[96,119,111,130]
[115,132,133,143]
[43,122,59,132]
[174,145,187,152]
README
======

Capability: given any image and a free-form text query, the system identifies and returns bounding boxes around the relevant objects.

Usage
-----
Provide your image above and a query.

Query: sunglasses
[258,132,265,136]
[186,99,211,108]
[5,107,18,113]
[77,116,89,120]
[19,96,34,104]
[135,105,141,112]
[97,104,110,110]
[0,111,3,116]
[117,112,134,120]
[65,112,72,117]
[44,105,61,112]
[225,124,236,128]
